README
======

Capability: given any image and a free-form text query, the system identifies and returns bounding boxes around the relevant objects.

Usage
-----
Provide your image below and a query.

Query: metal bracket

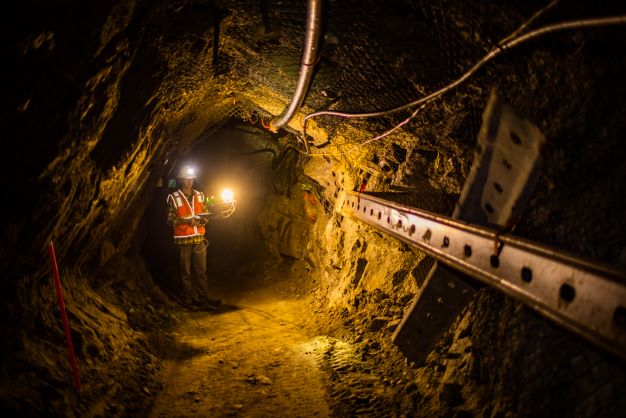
[342,191,626,360]
[453,90,546,226]
[343,91,625,362]
[392,262,475,365]
[390,90,548,365]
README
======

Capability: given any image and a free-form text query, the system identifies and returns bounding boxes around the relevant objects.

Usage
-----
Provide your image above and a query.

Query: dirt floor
[0,252,484,417]
[142,258,425,418]
[148,265,330,418]
[19,250,624,417]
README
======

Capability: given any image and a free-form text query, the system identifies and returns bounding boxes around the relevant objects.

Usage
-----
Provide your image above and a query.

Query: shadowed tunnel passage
[2,1,626,417]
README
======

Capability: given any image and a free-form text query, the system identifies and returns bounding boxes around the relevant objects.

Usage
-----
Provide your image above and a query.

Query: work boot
[181,296,194,308]
[193,298,220,311]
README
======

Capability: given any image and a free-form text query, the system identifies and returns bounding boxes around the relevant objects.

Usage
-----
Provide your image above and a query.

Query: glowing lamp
[221,188,234,204]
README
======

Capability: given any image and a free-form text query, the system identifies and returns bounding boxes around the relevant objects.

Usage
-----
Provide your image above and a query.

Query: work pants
[178,243,208,304]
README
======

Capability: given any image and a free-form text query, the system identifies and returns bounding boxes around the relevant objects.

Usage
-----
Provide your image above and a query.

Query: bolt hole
[387,216,390,224]
[397,219,403,228]
[370,209,373,216]
[510,132,522,145]
[363,206,366,213]
[357,204,360,210]
[559,283,576,303]
[502,159,512,170]
[422,229,432,241]
[378,212,381,220]
[521,267,532,283]
[614,306,626,329]
[490,255,500,268]
[485,203,494,214]
[351,201,355,207]
[409,225,416,235]
[442,237,450,248]
[494,182,503,193]
[464,245,472,257]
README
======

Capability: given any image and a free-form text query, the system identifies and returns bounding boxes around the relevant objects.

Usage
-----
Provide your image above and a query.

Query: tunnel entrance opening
[140,121,295,303]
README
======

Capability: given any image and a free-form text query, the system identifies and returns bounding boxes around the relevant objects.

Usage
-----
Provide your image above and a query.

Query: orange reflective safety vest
[167,189,209,242]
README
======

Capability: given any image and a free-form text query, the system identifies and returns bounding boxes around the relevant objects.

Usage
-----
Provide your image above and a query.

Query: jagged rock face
[4,1,238,281]
[3,0,626,416]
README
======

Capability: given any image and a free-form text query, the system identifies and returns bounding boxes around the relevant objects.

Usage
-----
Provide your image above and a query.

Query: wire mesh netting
[140,1,626,412]
[204,0,626,203]
[215,2,621,116]
[186,2,626,416]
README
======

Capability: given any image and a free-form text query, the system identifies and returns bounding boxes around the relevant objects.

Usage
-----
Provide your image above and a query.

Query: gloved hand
[191,216,207,226]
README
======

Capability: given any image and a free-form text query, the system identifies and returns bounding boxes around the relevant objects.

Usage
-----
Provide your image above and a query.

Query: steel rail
[341,191,626,359]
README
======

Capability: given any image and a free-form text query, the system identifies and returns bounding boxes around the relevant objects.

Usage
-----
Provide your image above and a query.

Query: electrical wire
[499,0,561,45]
[360,103,429,146]
[302,13,626,146]
[210,201,237,219]
[192,201,237,253]
[356,0,560,146]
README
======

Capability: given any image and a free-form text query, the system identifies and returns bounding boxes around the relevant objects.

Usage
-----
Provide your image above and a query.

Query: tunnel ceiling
[3,0,626,282]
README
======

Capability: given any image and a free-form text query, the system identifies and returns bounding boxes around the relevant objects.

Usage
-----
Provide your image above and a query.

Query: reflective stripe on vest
[168,189,207,239]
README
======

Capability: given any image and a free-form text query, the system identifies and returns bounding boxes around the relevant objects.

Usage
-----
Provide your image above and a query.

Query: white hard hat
[177,165,197,179]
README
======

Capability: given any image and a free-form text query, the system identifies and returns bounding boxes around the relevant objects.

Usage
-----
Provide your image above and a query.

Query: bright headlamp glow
[178,165,196,179]
[221,188,234,204]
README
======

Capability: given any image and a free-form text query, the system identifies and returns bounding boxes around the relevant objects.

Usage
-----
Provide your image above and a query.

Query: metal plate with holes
[342,191,626,359]
[392,262,476,365]
[454,90,546,226]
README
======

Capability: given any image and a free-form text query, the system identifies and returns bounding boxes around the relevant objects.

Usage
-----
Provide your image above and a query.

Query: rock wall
[253,146,626,416]
[3,0,626,416]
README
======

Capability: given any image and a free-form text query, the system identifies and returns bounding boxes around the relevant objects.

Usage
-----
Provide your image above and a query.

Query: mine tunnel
[3,0,626,417]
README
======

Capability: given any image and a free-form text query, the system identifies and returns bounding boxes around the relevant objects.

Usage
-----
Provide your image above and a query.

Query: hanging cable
[360,103,429,146]
[499,0,561,45]
[357,0,558,146]
[302,13,626,146]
